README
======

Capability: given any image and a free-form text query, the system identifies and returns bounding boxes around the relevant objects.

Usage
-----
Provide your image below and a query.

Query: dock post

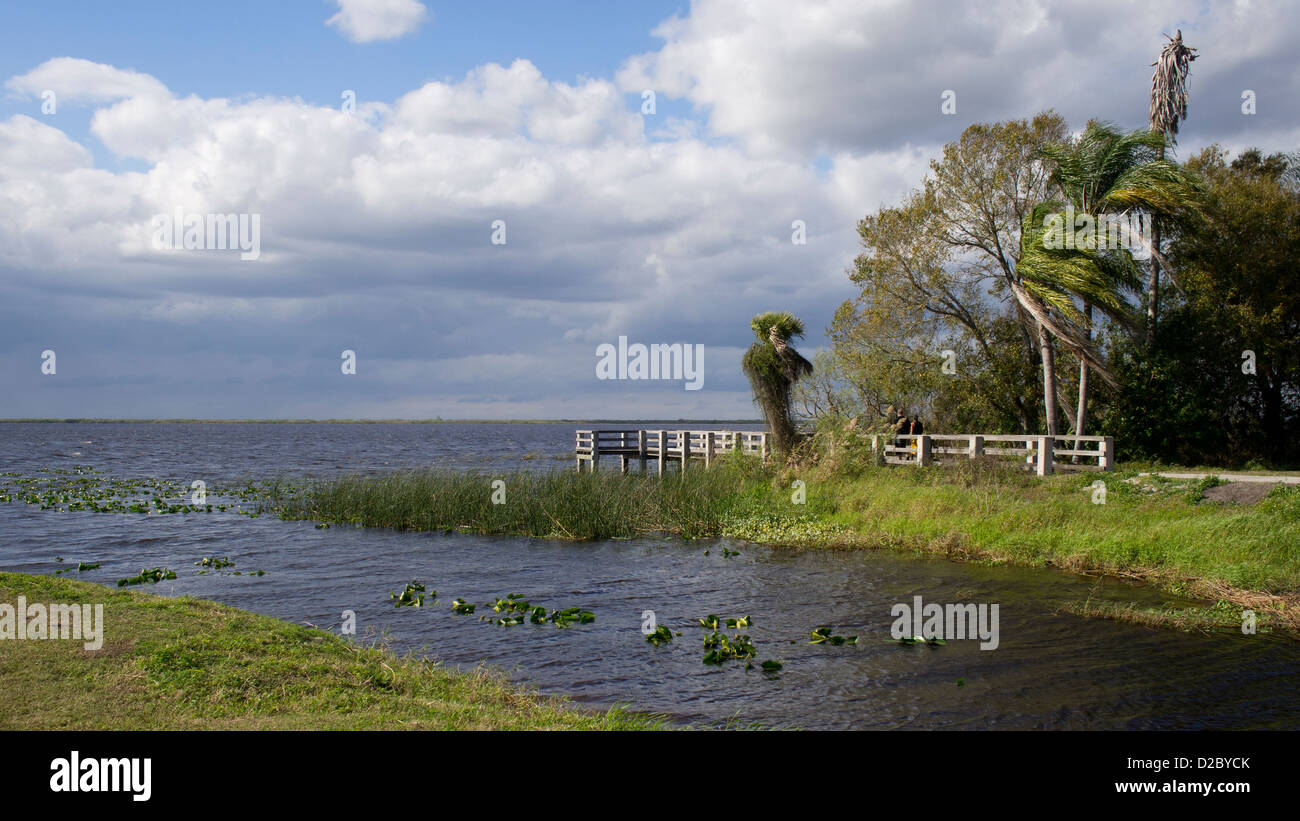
[638,430,647,473]
[657,431,665,475]
[1035,436,1053,476]
[591,431,599,473]
[679,430,689,472]
[705,432,714,468]
[760,433,769,462]
[970,434,983,460]
[917,435,932,467]
[1099,436,1114,471]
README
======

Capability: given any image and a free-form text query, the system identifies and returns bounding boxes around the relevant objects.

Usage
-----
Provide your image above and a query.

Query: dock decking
[575,429,769,474]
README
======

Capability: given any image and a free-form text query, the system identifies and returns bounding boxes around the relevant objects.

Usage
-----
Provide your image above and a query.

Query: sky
[1,0,1296,419]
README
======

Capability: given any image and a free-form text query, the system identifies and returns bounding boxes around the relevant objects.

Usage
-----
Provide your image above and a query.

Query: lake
[2,421,1299,729]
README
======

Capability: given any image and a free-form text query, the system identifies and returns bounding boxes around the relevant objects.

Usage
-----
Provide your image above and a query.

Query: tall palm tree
[1147,29,1198,332]
[1017,122,1201,436]
[742,311,813,454]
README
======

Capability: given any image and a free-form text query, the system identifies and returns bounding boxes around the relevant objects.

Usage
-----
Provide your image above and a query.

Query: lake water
[2,421,1299,730]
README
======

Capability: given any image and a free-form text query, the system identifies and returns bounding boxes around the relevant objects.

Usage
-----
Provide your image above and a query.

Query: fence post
[761,433,769,462]
[970,434,983,460]
[1035,436,1053,476]
[638,430,647,472]
[590,431,600,473]
[917,435,932,467]
[679,430,689,472]
[705,432,714,468]
[657,431,665,476]
[1100,436,1114,471]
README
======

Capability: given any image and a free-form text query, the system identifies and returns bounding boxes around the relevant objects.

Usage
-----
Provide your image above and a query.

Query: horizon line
[0,417,769,424]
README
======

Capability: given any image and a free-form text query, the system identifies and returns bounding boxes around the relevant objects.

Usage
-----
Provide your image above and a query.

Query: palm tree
[742,312,813,454]
[1018,122,1202,437]
[1147,29,1198,332]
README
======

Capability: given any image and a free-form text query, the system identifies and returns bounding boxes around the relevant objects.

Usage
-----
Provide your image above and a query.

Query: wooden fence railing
[870,433,1114,474]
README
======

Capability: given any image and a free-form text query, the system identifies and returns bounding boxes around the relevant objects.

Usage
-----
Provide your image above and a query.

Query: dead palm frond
[1149,29,1198,144]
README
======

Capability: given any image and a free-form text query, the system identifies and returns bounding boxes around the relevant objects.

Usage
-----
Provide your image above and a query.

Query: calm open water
[2,421,1298,730]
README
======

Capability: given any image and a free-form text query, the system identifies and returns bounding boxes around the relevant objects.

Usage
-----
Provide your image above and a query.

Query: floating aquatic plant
[450,598,475,614]
[702,631,757,664]
[810,626,858,645]
[390,581,431,608]
[894,634,945,646]
[645,625,675,646]
[118,567,177,587]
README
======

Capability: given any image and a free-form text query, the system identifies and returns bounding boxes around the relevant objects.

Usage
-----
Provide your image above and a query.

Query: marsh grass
[274,453,768,540]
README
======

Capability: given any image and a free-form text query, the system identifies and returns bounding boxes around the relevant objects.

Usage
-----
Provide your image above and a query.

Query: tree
[742,312,813,455]
[835,114,1069,435]
[1169,147,1300,462]
[1017,122,1203,436]
[1147,29,1198,332]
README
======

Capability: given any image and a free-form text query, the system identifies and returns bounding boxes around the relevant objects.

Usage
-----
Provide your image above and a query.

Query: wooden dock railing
[575,429,769,474]
[575,429,1113,475]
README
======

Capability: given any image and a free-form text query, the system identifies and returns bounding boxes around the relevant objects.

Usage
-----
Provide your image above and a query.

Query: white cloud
[3,0,1299,417]
[5,57,169,105]
[326,0,429,43]
[618,0,1300,156]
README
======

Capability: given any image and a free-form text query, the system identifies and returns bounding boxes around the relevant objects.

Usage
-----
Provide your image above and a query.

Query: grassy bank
[0,572,661,730]
[274,456,1300,634]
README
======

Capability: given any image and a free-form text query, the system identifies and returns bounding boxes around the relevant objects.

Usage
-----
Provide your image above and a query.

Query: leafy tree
[742,312,813,455]
[835,113,1069,434]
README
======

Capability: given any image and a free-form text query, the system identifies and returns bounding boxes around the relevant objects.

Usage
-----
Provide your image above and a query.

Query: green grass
[0,573,664,730]
[273,454,769,540]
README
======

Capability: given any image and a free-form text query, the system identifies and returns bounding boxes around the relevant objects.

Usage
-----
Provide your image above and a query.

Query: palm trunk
[1147,220,1161,334]
[1147,143,1165,336]
[1038,323,1058,436]
[1073,303,1092,463]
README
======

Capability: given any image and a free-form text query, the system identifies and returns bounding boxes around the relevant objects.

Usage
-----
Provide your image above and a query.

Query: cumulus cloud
[618,0,1300,156]
[6,57,169,105]
[326,0,430,43]
[2,1,1298,418]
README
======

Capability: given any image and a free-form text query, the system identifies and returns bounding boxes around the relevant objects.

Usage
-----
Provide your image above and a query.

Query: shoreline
[273,461,1300,637]
[0,572,664,731]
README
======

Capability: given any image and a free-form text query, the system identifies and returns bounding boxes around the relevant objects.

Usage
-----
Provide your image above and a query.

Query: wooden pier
[575,429,769,474]
[574,429,1113,475]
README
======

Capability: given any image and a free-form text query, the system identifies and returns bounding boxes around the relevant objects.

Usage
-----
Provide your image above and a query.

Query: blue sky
[1,1,1297,419]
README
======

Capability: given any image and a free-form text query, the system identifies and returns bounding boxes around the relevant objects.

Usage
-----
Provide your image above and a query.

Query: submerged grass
[0,572,665,730]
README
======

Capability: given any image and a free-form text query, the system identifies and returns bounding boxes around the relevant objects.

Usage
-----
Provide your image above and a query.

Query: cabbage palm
[1017,122,1201,436]
[742,311,813,455]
